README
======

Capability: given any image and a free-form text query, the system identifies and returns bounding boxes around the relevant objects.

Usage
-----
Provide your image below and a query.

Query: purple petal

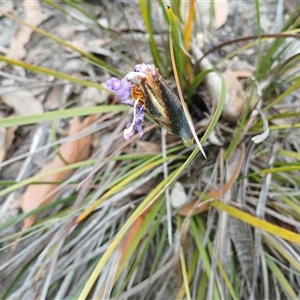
[134,63,150,73]
[124,123,135,140]
[106,65,151,142]
[121,99,135,107]
[136,124,144,138]
[106,77,131,100]
[126,71,146,84]
[123,104,145,140]
[135,106,145,137]
[133,64,159,82]
[136,105,145,124]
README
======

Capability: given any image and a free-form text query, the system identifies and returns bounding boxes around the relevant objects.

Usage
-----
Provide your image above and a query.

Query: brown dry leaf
[214,0,229,29]
[221,67,247,122]
[21,115,96,230]
[202,56,257,123]
[8,0,49,60]
[1,90,43,115]
[198,53,249,123]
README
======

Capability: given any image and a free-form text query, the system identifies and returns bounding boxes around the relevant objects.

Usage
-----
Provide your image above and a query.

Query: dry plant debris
[178,145,245,216]
[1,90,43,116]
[21,115,95,231]
[8,0,49,60]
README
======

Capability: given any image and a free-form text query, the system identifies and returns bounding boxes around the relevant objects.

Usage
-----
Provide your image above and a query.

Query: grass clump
[0,1,300,299]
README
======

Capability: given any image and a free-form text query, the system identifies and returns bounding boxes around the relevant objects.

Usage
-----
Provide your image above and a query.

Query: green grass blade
[138,0,165,73]
[0,105,128,128]
[256,5,300,80]
[191,216,220,299]
[116,202,166,298]
[224,80,256,159]
[167,6,185,88]
[157,0,169,23]
[43,0,111,33]
[197,272,208,299]
[1,255,37,300]
[264,235,300,273]
[200,74,226,144]
[0,160,95,198]
[187,69,214,102]
[266,256,298,299]
[264,76,300,110]
[78,167,182,299]
[0,56,107,89]
[211,201,300,244]
[63,0,112,32]
[253,0,262,80]
[3,13,121,76]
[0,195,76,233]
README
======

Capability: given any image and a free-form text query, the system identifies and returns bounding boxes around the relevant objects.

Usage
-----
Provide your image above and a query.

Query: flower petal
[106,77,131,100]
[124,123,135,140]
[135,106,145,137]
[121,99,135,107]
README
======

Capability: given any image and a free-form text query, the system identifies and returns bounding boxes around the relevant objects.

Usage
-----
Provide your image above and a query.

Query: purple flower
[121,99,135,107]
[135,105,145,137]
[123,103,145,140]
[133,64,159,82]
[124,122,135,140]
[106,77,131,100]
[106,71,147,141]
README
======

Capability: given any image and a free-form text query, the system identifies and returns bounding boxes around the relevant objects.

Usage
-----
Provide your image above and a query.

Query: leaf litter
[21,115,96,231]
[8,0,49,60]
[1,90,44,116]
